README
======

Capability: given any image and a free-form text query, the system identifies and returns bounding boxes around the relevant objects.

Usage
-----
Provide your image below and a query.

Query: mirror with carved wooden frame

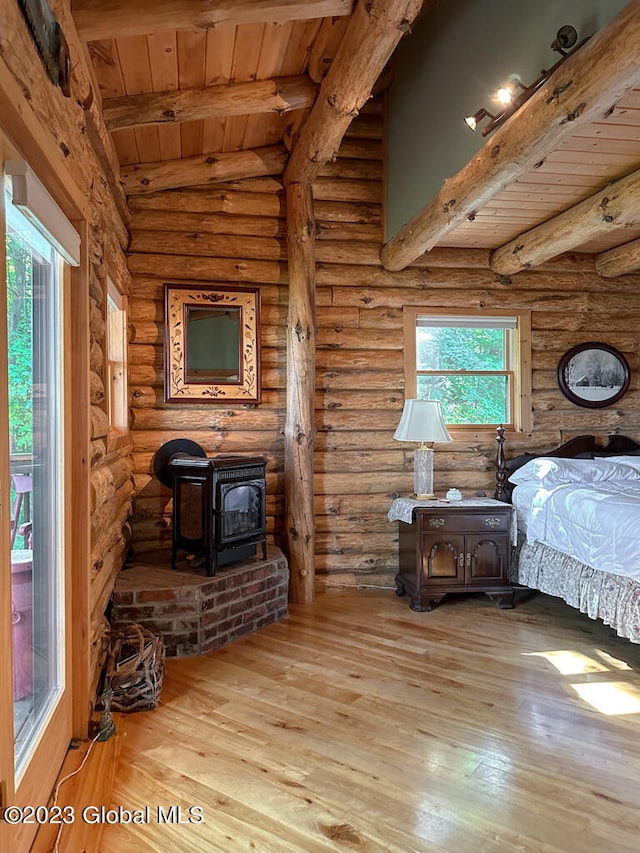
[164,282,261,403]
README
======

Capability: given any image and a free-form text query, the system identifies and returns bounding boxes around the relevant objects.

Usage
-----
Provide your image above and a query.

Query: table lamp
[394,399,452,499]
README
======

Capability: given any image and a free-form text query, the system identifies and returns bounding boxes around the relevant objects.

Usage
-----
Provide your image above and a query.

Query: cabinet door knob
[466,552,471,568]
[458,552,464,569]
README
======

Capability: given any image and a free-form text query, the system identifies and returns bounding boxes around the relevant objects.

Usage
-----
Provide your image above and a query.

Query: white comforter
[514,478,640,580]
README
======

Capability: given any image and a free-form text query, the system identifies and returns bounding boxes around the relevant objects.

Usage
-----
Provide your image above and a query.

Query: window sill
[445,426,530,442]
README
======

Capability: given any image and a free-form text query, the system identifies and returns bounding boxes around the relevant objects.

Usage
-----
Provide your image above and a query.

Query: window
[403,308,532,434]
[106,275,128,442]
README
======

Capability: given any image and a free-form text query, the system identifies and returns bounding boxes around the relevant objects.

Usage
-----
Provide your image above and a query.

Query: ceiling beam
[489,167,640,275]
[284,0,424,186]
[103,76,318,131]
[72,0,355,41]
[596,237,640,278]
[380,0,640,272]
[121,145,288,195]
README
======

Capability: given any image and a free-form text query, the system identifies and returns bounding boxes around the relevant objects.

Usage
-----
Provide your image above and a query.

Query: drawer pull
[466,552,471,569]
[429,518,446,528]
[484,516,502,528]
[458,552,464,569]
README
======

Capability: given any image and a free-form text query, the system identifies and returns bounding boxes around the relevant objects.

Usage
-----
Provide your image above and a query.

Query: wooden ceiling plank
[581,121,640,140]
[205,23,235,85]
[308,16,350,82]
[285,0,423,185]
[544,149,640,169]
[222,115,251,152]
[133,126,163,163]
[147,31,179,90]
[245,21,300,149]
[508,172,605,189]
[256,21,295,78]
[578,108,640,129]
[177,29,206,158]
[88,39,126,99]
[227,22,265,151]
[103,76,318,130]
[614,89,640,109]
[559,135,640,156]
[180,119,204,159]
[533,159,629,177]
[201,23,235,154]
[279,18,324,76]
[242,114,270,149]
[111,129,140,166]
[477,199,562,214]
[490,165,640,275]
[380,0,640,271]
[244,113,290,150]
[114,34,163,165]
[146,31,180,162]
[504,182,596,197]
[231,21,266,82]
[122,144,289,194]
[116,35,153,94]
[73,0,355,41]
[156,125,183,163]
[202,118,227,154]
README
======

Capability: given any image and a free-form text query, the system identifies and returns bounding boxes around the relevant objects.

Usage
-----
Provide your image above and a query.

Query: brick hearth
[111,547,289,657]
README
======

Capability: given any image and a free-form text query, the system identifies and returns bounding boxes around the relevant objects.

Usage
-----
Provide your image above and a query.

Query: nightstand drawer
[417,509,511,535]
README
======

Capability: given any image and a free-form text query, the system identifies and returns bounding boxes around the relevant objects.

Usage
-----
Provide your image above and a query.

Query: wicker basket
[107,623,165,712]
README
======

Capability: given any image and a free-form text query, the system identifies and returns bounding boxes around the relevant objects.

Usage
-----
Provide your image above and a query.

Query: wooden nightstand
[390,499,515,612]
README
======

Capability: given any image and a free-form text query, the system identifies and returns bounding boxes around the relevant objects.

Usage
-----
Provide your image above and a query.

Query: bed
[494,428,640,643]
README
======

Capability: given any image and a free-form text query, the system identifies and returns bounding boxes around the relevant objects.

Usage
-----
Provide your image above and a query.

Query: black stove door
[218,479,265,544]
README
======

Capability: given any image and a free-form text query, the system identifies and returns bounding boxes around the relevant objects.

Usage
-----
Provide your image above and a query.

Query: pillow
[596,454,640,472]
[508,456,640,487]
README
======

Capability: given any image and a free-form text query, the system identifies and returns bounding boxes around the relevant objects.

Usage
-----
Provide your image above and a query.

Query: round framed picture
[557,342,630,408]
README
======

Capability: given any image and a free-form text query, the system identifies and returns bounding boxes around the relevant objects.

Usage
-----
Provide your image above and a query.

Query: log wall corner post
[284,182,317,603]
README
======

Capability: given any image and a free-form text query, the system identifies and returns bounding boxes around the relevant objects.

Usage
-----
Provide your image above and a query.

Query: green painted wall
[386,0,630,240]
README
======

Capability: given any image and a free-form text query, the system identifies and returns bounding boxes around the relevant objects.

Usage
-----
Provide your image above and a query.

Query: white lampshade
[393,399,452,444]
[394,399,452,499]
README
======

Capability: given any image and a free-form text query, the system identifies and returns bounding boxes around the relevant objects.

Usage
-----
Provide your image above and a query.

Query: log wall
[127,102,640,588]
[0,2,133,703]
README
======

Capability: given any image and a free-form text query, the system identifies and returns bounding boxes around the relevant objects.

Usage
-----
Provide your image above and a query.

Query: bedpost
[495,424,508,502]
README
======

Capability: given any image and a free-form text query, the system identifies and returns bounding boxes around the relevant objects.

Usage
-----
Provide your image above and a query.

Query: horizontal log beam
[103,76,318,131]
[128,188,285,217]
[73,0,355,41]
[595,237,640,278]
[490,166,640,275]
[380,0,640,271]
[285,0,423,185]
[122,145,288,195]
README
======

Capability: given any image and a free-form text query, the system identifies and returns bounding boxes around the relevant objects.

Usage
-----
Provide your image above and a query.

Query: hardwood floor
[96,587,640,852]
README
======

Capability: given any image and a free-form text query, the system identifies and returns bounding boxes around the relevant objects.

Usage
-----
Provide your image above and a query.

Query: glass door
[1,153,72,851]
[7,182,65,774]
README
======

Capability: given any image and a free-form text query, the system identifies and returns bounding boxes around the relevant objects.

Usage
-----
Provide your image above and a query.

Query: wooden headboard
[494,425,640,502]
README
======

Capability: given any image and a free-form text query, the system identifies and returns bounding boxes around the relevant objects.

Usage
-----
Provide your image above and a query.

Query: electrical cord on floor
[47,676,116,850]
[51,730,102,853]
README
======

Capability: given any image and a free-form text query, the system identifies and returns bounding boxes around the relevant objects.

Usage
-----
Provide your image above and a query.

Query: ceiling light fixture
[463,107,496,132]
[464,25,589,137]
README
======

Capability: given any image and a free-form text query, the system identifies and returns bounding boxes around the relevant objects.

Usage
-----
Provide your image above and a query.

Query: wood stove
[154,439,267,576]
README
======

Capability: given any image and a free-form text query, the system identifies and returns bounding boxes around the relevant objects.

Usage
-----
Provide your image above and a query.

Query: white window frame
[403,307,532,437]
[106,274,128,445]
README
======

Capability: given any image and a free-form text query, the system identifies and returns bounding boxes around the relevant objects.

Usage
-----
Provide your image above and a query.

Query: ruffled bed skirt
[513,537,640,643]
